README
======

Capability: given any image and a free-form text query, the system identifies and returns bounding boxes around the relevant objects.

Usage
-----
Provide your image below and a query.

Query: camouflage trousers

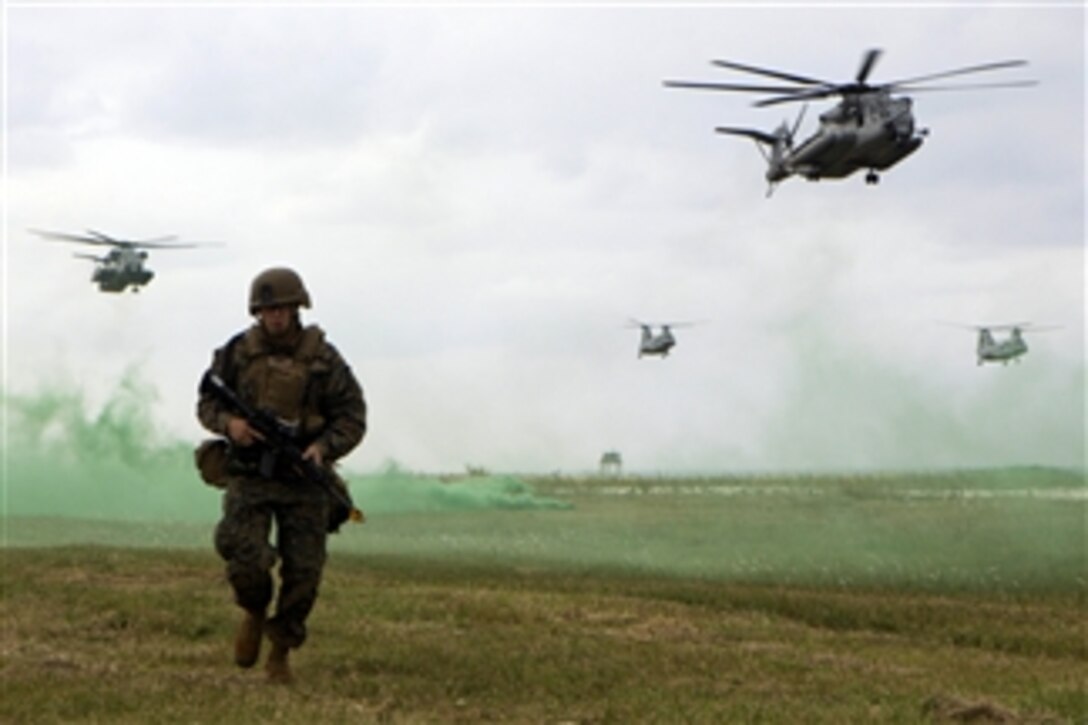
[214,477,329,649]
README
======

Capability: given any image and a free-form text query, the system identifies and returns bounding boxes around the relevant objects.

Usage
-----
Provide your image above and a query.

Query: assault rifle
[200,371,364,528]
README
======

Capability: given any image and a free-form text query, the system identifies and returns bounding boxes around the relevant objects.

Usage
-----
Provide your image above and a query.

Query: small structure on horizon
[599,450,623,477]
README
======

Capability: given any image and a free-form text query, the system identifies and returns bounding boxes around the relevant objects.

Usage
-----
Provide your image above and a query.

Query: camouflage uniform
[197,297,366,651]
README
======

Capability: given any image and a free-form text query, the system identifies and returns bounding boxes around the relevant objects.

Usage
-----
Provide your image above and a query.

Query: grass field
[2,469,1085,722]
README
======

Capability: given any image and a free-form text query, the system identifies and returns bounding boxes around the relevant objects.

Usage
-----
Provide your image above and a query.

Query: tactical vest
[231,324,330,442]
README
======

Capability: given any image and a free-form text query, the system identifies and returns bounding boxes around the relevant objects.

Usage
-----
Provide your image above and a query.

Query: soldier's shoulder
[311,329,356,372]
[298,324,329,351]
[211,329,250,360]
[223,326,263,361]
[319,339,350,367]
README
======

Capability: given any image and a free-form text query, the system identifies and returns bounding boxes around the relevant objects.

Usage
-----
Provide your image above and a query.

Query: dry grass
[2,546,1084,723]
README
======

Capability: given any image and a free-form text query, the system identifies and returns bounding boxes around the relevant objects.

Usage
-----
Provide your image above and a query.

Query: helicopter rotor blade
[936,320,1006,333]
[626,319,706,329]
[133,240,225,249]
[658,320,707,329]
[890,80,1039,93]
[670,53,1032,110]
[1011,322,1062,332]
[663,80,811,94]
[709,58,830,86]
[855,48,883,84]
[85,230,213,248]
[754,87,838,107]
[882,59,1028,88]
[937,320,1055,333]
[30,229,116,246]
[72,252,106,262]
[85,229,124,244]
[31,228,225,250]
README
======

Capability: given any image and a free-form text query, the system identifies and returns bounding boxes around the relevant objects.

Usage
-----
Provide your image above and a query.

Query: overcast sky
[4,2,1084,474]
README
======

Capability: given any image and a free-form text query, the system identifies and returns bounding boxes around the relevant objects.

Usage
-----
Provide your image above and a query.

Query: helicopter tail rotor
[789,103,808,143]
[716,113,798,194]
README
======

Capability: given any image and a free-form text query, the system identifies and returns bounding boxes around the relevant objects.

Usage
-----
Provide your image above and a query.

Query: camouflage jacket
[197,323,366,464]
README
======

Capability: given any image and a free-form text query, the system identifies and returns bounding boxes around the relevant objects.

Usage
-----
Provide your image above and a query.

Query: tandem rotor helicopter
[944,322,1060,366]
[31,228,222,293]
[628,319,701,359]
[664,49,1036,195]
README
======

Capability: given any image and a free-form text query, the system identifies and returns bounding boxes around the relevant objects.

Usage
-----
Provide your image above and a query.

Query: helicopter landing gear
[865,170,880,185]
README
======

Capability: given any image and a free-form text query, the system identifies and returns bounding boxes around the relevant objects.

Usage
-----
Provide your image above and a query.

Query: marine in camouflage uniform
[196,267,366,683]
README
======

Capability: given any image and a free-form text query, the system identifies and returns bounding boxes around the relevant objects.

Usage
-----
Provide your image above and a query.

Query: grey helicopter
[945,322,1060,366]
[664,49,1035,195]
[628,319,700,358]
[31,228,221,293]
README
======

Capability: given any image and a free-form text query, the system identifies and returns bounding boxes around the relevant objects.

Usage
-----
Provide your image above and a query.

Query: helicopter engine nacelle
[883,97,916,140]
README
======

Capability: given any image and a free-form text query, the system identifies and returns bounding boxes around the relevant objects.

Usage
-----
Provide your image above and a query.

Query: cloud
[5,4,1083,473]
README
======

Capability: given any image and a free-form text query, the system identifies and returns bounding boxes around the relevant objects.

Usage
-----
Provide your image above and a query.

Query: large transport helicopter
[628,319,700,359]
[945,322,1060,366]
[664,49,1035,195]
[31,228,221,293]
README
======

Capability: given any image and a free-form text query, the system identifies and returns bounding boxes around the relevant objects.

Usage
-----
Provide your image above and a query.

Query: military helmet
[248,267,311,315]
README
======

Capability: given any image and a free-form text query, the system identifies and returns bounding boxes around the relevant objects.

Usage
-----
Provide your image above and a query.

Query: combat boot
[233,609,265,668]
[265,642,293,685]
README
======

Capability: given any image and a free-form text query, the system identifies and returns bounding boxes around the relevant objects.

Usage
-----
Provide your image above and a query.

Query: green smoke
[750,230,1086,472]
[1,373,569,525]
[358,461,570,514]
[3,373,1083,591]
[760,324,1086,470]
[3,373,211,522]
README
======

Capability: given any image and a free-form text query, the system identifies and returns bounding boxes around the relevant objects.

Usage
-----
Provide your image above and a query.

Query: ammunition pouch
[194,438,231,489]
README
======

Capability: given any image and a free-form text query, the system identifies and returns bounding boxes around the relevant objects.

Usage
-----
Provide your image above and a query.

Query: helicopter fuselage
[91,247,154,292]
[977,329,1028,365]
[638,326,676,358]
[773,92,924,182]
[91,264,154,293]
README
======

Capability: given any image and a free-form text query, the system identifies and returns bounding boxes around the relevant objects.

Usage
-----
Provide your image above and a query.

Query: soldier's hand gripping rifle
[200,371,364,528]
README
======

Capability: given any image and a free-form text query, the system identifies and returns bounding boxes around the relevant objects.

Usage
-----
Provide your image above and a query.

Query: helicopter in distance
[30,228,222,293]
[944,322,1060,366]
[628,319,701,359]
[663,49,1036,195]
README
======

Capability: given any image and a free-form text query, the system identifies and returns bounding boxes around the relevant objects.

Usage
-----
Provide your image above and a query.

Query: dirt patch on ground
[922,694,1032,723]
